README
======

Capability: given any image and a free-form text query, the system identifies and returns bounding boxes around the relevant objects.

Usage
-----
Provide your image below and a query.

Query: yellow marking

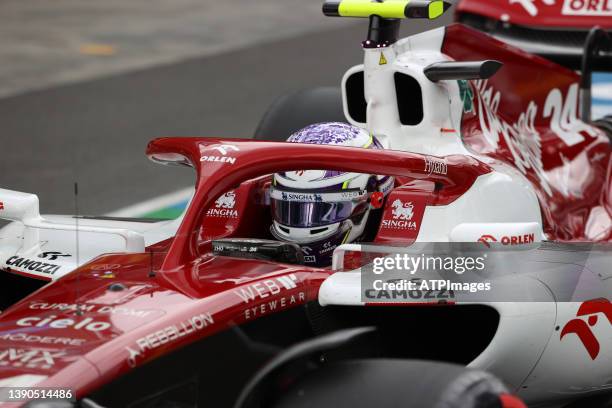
[341,230,351,244]
[338,0,408,18]
[336,0,447,20]
[79,43,117,56]
[342,180,350,189]
[428,1,445,18]
[379,52,388,66]
[362,133,374,148]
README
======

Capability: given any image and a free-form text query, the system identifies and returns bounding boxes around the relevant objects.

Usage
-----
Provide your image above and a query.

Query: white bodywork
[320,25,612,407]
[0,188,184,280]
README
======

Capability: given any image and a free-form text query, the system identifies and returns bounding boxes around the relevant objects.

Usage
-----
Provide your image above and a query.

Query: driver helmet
[270,122,394,267]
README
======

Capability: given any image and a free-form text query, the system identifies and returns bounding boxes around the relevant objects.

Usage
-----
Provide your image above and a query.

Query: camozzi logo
[207,191,238,218]
[381,199,417,230]
[475,80,599,197]
[200,144,239,164]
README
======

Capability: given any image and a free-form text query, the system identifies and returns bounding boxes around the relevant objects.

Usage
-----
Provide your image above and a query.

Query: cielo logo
[17,315,111,332]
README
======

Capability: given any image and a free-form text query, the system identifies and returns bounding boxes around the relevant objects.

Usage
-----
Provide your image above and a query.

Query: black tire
[593,115,612,144]
[270,359,512,408]
[254,87,345,142]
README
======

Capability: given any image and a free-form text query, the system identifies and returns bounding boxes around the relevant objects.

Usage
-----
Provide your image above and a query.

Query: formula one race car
[0,1,611,407]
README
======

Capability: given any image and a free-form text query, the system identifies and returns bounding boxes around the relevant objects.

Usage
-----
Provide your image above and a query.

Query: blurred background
[0,0,452,217]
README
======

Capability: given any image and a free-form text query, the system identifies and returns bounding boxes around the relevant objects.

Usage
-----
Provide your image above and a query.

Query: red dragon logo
[560,299,612,360]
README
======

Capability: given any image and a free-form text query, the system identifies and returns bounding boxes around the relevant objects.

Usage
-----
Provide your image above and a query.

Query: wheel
[254,87,345,142]
[269,359,522,408]
[593,115,612,144]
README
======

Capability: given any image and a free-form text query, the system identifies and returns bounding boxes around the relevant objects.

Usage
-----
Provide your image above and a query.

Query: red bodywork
[445,24,611,241]
[0,140,491,403]
[0,24,610,405]
[456,0,612,29]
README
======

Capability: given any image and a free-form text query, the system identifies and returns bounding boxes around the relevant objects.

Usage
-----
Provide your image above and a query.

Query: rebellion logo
[560,299,612,360]
[0,348,66,370]
[207,191,238,218]
[381,199,417,230]
[126,312,214,367]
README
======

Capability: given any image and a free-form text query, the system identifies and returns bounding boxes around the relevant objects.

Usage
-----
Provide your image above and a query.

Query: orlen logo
[200,144,239,164]
[562,0,612,15]
[478,234,535,248]
[561,299,612,360]
[17,315,111,332]
[478,235,497,248]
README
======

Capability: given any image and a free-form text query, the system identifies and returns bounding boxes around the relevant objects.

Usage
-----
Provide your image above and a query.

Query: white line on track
[106,186,194,217]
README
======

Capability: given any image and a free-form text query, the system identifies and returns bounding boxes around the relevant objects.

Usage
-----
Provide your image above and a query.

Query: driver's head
[270,122,393,267]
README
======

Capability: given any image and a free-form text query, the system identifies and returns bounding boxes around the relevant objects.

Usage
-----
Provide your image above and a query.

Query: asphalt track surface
[0,16,451,216]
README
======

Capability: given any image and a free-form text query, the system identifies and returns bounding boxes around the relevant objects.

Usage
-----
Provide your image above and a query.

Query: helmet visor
[270,187,368,228]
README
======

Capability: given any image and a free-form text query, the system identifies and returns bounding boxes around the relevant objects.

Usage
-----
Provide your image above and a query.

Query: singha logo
[392,199,414,220]
[215,191,236,209]
[207,191,238,218]
[381,199,418,231]
[560,299,612,360]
